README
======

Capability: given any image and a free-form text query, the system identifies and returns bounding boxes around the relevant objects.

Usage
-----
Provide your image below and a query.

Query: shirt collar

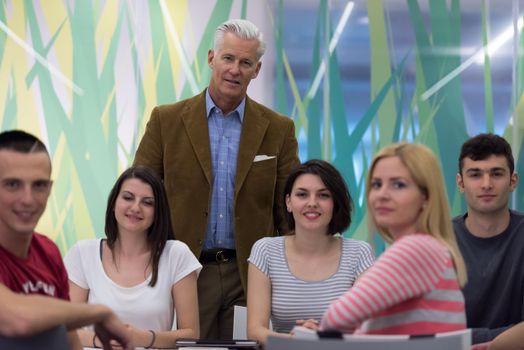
[205,89,245,123]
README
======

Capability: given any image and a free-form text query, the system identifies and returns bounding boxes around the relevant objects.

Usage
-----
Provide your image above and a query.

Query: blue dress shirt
[203,90,245,250]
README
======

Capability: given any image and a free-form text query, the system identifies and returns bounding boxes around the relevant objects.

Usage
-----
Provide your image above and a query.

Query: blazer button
[204,211,208,217]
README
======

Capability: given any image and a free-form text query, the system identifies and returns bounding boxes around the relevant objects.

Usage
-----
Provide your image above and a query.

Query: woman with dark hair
[64,166,201,348]
[246,160,374,345]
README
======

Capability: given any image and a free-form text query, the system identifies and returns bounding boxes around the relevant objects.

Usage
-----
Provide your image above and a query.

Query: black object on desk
[176,338,259,349]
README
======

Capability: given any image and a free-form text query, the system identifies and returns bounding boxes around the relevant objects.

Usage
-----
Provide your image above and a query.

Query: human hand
[472,341,492,350]
[123,324,157,349]
[94,312,134,350]
[295,319,320,330]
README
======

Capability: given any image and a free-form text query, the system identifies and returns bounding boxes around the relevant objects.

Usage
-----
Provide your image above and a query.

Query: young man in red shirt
[0,130,132,350]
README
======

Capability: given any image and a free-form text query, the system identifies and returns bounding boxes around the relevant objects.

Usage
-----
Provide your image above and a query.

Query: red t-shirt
[0,233,69,300]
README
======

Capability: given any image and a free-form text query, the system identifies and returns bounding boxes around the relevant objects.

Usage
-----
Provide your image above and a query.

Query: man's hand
[94,312,134,350]
[472,341,492,350]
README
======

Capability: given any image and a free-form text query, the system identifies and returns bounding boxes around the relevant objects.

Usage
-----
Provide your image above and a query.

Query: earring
[287,207,292,212]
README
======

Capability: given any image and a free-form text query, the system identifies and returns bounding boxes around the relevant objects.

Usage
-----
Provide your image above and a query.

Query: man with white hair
[134,19,299,339]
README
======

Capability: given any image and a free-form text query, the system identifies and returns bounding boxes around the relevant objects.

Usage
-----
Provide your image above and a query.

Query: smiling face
[368,156,427,240]
[207,32,261,114]
[457,155,517,216]
[0,150,52,241]
[285,173,334,235]
[114,178,155,236]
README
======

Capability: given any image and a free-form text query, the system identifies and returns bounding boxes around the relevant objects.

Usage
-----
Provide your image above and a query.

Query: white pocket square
[253,155,276,162]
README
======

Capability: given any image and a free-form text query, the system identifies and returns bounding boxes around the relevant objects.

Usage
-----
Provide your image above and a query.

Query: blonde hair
[366,143,467,286]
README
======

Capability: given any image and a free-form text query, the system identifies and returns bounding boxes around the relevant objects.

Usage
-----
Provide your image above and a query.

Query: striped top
[320,234,466,335]
[248,236,374,333]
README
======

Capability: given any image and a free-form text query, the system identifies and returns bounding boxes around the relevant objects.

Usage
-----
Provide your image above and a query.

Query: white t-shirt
[64,239,201,331]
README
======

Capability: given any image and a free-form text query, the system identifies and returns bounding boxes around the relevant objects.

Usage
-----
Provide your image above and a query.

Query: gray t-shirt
[454,210,524,344]
[248,236,374,333]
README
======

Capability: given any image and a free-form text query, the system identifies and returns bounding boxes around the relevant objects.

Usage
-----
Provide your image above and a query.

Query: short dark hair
[283,159,352,235]
[0,130,48,154]
[105,166,174,287]
[458,133,514,174]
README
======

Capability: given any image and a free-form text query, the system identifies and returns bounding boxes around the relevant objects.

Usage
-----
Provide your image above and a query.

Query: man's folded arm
[472,326,512,344]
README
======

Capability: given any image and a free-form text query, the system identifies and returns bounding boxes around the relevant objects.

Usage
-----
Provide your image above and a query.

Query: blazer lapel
[182,93,213,185]
[235,97,269,196]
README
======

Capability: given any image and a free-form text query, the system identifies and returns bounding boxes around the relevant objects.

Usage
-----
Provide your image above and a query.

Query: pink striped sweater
[320,234,465,335]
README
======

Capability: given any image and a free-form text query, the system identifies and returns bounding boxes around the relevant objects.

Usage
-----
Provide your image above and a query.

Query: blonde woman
[319,143,467,335]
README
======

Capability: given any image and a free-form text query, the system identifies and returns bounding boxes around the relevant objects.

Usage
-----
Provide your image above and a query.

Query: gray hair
[213,19,266,60]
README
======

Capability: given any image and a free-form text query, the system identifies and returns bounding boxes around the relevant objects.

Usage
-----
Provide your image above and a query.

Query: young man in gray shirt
[454,133,524,345]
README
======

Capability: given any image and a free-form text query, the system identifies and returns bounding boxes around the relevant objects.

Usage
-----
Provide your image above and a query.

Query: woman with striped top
[247,160,374,345]
[320,143,467,335]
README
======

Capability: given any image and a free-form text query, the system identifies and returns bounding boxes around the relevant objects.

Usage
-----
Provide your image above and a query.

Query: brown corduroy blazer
[133,91,299,290]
